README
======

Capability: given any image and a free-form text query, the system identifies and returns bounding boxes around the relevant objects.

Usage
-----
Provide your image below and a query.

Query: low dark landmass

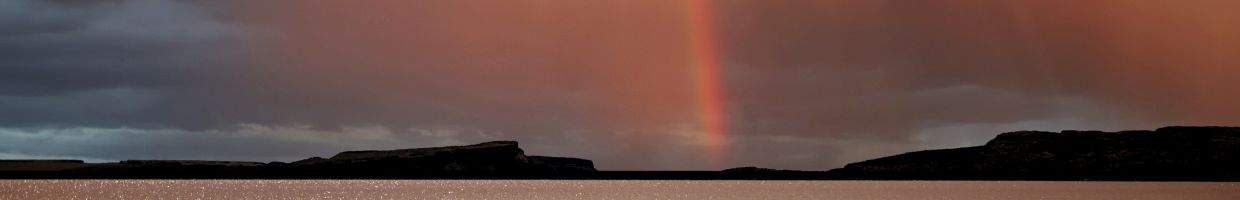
[827,126,1240,181]
[2,126,1238,180]
[0,160,86,171]
[1,141,596,179]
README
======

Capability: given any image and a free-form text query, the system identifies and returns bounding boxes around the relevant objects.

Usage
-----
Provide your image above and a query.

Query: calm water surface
[1,180,1237,199]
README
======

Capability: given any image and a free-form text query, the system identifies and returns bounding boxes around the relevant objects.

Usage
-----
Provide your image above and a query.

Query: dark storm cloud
[0,0,245,128]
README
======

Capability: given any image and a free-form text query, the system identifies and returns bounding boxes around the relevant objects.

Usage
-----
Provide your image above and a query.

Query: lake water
[1,180,1237,199]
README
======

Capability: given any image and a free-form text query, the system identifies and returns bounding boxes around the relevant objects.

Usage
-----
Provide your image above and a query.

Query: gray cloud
[0,0,245,128]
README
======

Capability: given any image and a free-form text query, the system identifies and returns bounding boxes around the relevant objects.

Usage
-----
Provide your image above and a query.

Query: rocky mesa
[267,141,596,178]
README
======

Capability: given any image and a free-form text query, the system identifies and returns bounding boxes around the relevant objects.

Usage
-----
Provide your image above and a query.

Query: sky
[2,0,1238,170]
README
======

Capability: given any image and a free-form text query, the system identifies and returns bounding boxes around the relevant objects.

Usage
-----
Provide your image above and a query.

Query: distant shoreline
[3,126,1239,181]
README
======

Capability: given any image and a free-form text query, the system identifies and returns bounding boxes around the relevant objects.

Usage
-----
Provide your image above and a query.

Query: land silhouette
[2,126,1238,181]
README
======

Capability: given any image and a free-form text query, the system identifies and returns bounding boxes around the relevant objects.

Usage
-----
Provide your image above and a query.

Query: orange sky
[245,0,699,127]
[236,1,727,168]
[9,0,1240,170]
[221,0,1240,169]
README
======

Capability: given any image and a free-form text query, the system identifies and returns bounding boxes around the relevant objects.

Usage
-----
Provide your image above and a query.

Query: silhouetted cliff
[1,141,595,179]
[4,126,1239,180]
[827,126,1240,180]
[264,141,596,178]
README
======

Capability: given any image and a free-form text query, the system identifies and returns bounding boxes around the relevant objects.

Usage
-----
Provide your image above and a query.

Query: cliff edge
[827,126,1240,180]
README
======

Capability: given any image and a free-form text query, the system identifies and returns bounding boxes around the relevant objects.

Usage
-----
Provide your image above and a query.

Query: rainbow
[686,0,729,165]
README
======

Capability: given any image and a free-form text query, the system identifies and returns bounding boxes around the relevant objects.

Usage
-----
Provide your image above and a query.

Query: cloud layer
[2,0,1238,170]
